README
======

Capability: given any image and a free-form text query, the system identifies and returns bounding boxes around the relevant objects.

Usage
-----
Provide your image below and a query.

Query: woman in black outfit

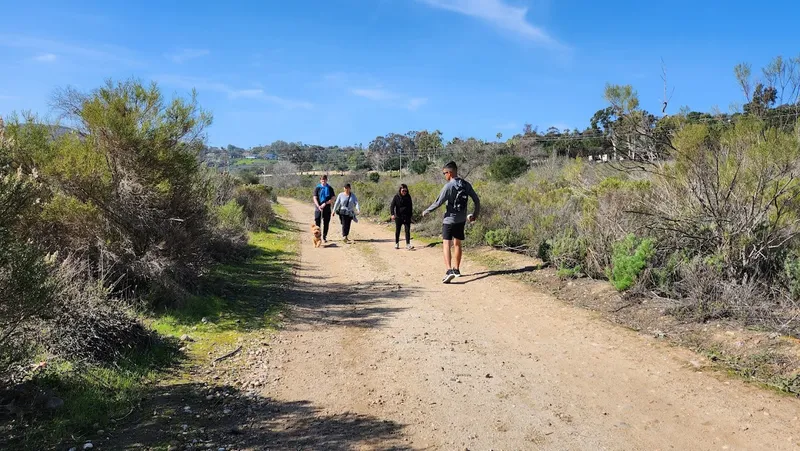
[390,184,413,249]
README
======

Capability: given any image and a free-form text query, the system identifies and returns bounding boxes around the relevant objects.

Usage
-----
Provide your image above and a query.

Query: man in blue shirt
[313,175,335,243]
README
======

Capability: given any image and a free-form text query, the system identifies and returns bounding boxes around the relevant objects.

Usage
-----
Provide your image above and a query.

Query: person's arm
[332,194,342,215]
[469,184,481,221]
[408,196,413,218]
[390,196,397,218]
[313,186,322,210]
[328,187,336,205]
[423,185,448,216]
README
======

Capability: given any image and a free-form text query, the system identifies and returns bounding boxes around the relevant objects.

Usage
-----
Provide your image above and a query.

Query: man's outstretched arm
[423,185,448,216]
[469,185,481,220]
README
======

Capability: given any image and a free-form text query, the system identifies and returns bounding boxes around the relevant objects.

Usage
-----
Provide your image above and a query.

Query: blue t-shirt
[314,184,335,205]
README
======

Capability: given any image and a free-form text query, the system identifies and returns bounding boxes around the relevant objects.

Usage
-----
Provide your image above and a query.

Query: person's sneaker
[395,243,400,249]
[442,270,456,284]
[343,237,350,244]
[406,244,414,250]
[453,268,462,278]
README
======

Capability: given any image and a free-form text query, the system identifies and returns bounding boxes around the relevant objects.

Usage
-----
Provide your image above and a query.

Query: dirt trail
[251,198,800,450]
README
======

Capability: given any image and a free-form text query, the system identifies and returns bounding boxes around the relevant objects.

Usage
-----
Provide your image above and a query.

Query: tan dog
[311,224,322,248]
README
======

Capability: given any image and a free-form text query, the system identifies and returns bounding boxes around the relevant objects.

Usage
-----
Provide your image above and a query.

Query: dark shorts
[442,222,466,241]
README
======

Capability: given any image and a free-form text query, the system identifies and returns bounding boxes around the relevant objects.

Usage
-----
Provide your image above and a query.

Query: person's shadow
[453,265,540,284]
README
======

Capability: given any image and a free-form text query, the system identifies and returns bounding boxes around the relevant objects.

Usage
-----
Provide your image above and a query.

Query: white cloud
[350,87,428,111]
[165,48,210,64]
[0,35,141,67]
[157,75,313,110]
[407,97,428,110]
[350,88,393,101]
[419,0,563,49]
[33,53,57,63]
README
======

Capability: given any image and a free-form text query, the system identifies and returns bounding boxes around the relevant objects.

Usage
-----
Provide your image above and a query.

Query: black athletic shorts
[442,222,466,241]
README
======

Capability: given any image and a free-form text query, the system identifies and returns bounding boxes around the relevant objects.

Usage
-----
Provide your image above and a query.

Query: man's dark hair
[321,174,328,180]
[443,161,457,173]
[344,183,351,189]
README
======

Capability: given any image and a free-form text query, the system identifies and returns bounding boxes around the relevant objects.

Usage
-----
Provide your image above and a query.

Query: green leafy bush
[19,79,219,306]
[485,227,523,248]
[550,231,586,278]
[216,200,246,232]
[606,234,655,291]
[409,158,430,175]
[368,172,381,183]
[487,155,529,182]
[651,251,688,297]
[783,251,800,299]
[235,184,275,231]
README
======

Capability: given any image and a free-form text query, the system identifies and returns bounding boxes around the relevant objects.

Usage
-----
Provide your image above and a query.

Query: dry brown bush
[235,185,275,232]
[42,256,151,362]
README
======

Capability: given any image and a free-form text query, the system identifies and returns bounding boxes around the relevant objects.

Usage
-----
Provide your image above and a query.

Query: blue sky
[1,0,799,148]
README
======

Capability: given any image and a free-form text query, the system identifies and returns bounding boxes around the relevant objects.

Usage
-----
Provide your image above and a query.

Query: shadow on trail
[272,216,302,234]
[105,383,410,451]
[453,265,540,284]
[282,277,411,329]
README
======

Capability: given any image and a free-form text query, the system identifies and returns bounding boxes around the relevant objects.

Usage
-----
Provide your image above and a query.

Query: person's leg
[452,222,466,276]
[395,220,402,244]
[343,216,352,237]
[404,221,411,245]
[453,238,463,270]
[443,239,452,269]
[322,206,331,240]
[314,208,322,227]
[441,224,456,283]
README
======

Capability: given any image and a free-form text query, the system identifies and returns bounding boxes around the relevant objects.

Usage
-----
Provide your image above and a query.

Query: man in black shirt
[313,175,335,243]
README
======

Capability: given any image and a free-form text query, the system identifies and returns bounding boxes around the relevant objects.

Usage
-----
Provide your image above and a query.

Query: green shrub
[557,266,583,278]
[651,251,688,297]
[216,200,246,231]
[368,172,381,183]
[234,184,275,231]
[550,231,586,278]
[606,234,655,291]
[485,227,523,248]
[487,155,529,182]
[361,196,388,217]
[783,251,800,299]
[19,80,219,306]
[409,158,430,175]
[536,240,552,262]
[237,169,260,185]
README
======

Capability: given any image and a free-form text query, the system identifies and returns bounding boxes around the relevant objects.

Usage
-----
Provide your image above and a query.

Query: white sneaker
[406,244,414,250]
[395,243,400,249]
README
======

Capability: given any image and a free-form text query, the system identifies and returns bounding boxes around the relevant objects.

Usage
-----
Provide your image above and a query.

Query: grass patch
[5,339,181,449]
[694,343,800,396]
[151,213,297,354]
[5,211,298,450]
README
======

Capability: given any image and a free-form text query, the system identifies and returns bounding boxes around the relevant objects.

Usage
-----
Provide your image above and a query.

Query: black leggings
[340,214,353,237]
[395,219,410,244]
